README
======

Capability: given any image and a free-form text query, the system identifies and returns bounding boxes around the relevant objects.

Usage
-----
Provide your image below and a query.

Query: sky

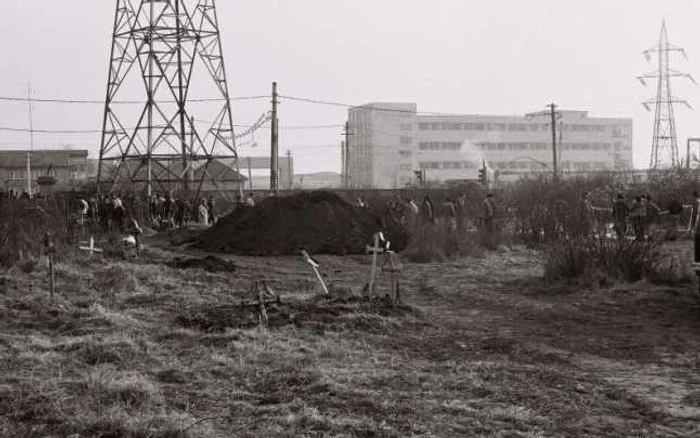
[0,0,699,174]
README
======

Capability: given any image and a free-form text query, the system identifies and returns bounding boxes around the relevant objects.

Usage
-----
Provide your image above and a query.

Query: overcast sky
[1,0,699,174]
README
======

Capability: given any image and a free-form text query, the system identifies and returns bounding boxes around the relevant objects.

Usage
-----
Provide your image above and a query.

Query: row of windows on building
[1,171,86,180]
[416,122,621,134]
[418,141,462,151]
[410,161,613,172]
[490,161,611,171]
[474,142,624,151]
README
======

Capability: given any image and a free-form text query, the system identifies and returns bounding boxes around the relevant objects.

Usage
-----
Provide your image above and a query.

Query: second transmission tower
[638,19,695,170]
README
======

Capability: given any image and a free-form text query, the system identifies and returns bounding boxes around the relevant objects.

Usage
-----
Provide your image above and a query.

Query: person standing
[644,194,662,240]
[666,194,684,241]
[112,193,125,232]
[457,193,468,230]
[421,196,435,224]
[440,197,457,228]
[198,199,209,225]
[207,195,216,225]
[483,193,496,234]
[78,197,89,226]
[612,193,629,240]
[691,191,700,232]
[246,193,256,207]
[630,196,645,241]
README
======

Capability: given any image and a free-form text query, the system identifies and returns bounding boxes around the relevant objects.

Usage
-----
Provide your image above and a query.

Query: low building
[293,172,342,190]
[347,103,633,188]
[98,159,246,194]
[0,149,89,193]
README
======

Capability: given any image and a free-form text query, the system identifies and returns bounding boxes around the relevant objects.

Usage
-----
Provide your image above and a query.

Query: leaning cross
[79,237,104,257]
[300,250,329,295]
[366,231,387,296]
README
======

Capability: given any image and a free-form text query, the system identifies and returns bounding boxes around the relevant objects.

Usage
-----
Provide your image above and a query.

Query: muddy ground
[1,237,699,437]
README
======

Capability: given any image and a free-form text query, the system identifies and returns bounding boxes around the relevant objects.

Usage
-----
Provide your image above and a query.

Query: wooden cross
[247,280,281,326]
[300,250,329,295]
[79,237,104,258]
[365,232,387,295]
[383,250,403,303]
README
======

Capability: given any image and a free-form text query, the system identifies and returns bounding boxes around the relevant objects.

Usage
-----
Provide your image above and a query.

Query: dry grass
[1,238,699,437]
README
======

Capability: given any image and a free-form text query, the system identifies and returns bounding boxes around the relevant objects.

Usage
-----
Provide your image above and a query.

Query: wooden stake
[44,232,56,300]
[366,232,385,296]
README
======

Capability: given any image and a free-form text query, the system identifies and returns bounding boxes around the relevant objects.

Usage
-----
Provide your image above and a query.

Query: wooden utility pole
[548,103,559,180]
[27,83,34,197]
[343,121,353,188]
[270,82,279,194]
[247,157,253,192]
[341,140,346,187]
[287,150,293,189]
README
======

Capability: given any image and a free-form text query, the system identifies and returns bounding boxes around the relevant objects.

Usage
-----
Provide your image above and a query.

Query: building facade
[0,150,89,193]
[347,103,633,189]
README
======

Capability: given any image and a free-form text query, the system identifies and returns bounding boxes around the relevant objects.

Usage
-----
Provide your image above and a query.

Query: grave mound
[196,191,407,256]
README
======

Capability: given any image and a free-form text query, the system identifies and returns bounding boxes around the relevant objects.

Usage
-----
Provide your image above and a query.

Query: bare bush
[0,196,76,267]
[543,236,691,285]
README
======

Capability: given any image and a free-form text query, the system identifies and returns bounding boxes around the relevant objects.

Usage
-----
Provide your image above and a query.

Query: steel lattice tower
[97,0,239,197]
[638,20,695,170]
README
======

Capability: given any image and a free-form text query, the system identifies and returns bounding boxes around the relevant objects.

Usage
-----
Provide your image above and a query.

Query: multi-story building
[0,149,89,193]
[347,103,633,189]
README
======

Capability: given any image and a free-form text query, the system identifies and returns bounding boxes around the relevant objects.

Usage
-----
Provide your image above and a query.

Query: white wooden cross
[301,250,329,295]
[383,249,403,303]
[79,237,104,257]
[366,231,388,295]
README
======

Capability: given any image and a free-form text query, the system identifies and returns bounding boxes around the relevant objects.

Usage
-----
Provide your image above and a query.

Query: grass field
[1,236,700,437]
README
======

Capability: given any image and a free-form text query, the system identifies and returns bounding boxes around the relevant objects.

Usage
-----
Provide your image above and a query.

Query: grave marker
[79,237,104,258]
[43,232,56,299]
[300,250,329,295]
[365,232,388,295]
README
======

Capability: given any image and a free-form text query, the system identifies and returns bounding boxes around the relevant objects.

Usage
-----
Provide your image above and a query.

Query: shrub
[543,236,692,285]
[0,195,75,267]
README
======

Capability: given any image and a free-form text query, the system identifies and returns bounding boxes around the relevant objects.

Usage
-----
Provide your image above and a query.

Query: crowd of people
[585,190,697,241]
[359,192,498,235]
[75,191,261,233]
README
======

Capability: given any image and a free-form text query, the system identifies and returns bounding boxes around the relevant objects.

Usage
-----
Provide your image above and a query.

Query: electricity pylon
[638,19,695,170]
[97,0,240,198]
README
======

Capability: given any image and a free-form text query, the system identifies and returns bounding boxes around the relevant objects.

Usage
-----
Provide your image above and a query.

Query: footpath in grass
[1,244,699,437]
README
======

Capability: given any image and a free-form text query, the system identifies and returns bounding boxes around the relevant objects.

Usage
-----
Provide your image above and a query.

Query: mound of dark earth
[196,191,407,256]
[171,255,237,273]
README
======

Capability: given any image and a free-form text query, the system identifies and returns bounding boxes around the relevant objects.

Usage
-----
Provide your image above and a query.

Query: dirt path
[390,247,700,436]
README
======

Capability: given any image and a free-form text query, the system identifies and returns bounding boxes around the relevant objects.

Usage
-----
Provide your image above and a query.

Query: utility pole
[270,82,279,194]
[548,103,559,180]
[343,121,354,188]
[247,157,253,192]
[341,140,346,187]
[287,150,293,189]
[27,83,34,197]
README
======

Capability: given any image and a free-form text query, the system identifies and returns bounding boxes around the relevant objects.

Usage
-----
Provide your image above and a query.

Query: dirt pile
[170,255,237,273]
[196,191,408,256]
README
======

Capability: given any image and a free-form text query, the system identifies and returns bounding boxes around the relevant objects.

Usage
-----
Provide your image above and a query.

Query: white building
[347,103,633,189]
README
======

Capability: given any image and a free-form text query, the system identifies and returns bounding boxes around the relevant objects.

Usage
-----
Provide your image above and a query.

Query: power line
[279,95,466,116]
[0,95,269,104]
[0,126,102,134]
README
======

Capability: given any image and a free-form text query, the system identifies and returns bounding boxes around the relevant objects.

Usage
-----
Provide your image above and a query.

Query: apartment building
[347,103,633,189]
